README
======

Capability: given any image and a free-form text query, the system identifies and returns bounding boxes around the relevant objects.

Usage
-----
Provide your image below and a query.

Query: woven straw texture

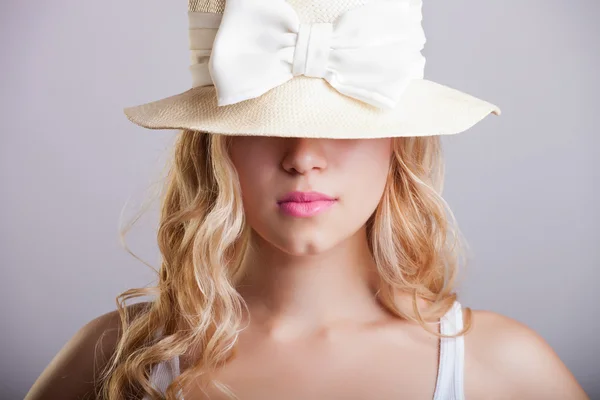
[124,77,500,138]
[189,0,373,23]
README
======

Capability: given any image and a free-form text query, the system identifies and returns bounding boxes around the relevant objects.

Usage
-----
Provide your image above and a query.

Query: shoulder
[463,308,589,400]
[25,302,151,400]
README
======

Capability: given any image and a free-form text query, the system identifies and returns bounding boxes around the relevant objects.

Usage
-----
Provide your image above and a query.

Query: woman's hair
[97,129,473,400]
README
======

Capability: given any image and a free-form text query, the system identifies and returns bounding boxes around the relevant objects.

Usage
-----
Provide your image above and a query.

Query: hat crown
[189,0,411,24]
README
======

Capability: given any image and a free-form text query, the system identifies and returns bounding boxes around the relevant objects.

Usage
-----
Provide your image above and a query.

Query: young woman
[26,0,589,399]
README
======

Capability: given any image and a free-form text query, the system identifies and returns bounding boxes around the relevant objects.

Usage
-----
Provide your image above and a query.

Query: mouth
[277,191,338,218]
[277,191,337,203]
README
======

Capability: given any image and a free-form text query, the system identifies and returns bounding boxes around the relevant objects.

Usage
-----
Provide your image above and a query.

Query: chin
[273,234,338,256]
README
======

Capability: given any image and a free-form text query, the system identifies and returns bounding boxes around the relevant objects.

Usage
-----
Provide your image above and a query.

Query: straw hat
[123,0,501,139]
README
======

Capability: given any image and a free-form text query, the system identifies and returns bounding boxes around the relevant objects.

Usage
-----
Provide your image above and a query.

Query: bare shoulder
[463,308,589,400]
[24,302,151,400]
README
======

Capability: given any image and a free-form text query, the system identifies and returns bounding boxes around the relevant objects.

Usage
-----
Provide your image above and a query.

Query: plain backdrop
[1,0,598,398]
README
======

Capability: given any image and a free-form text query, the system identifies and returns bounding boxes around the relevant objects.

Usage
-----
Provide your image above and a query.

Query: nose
[281,138,328,175]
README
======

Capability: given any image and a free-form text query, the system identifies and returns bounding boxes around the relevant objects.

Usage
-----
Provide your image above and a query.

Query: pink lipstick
[277,191,337,218]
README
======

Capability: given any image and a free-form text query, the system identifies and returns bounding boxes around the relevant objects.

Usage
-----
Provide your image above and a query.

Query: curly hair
[96,129,473,400]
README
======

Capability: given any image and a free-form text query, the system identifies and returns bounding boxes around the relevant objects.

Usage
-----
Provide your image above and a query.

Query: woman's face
[228,136,393,255]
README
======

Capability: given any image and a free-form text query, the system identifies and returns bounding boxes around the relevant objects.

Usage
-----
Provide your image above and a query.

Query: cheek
[234,158,270,198]
[229,140,278,227]
[229,137,273,189]
[341,144,392,223]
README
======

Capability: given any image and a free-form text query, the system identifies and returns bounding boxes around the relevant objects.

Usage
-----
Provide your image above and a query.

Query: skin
[25,137,589,400]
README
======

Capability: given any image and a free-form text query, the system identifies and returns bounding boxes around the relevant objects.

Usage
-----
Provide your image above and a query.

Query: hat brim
[123,77,500,139]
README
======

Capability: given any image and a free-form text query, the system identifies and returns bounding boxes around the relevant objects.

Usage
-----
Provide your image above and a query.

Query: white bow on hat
[189,0,427,109]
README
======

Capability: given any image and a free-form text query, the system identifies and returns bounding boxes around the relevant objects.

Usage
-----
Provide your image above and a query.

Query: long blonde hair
[98,129,473,399]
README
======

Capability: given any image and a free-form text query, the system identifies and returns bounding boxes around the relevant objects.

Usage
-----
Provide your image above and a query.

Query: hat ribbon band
[188,0,426,109]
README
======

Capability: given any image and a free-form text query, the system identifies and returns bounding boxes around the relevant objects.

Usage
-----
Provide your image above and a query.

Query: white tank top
[145,301,465,400]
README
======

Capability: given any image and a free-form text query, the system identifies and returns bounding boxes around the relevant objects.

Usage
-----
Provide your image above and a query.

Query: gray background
[1,0,598,398]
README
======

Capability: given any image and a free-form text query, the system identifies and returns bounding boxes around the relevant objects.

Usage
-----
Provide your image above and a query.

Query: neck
[236,226,392,340]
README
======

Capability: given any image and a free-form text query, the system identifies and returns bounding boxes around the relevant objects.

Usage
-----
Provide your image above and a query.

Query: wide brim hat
[124,0,501,139]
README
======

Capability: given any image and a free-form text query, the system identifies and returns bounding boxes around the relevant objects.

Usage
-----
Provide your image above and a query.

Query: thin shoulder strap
[145,329,183,398]
[432,300,466,400]
[149,357,179,394]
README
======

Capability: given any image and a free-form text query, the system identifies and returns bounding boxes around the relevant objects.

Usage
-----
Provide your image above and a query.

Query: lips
[277,191,337,218]
[277,191,336,203]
